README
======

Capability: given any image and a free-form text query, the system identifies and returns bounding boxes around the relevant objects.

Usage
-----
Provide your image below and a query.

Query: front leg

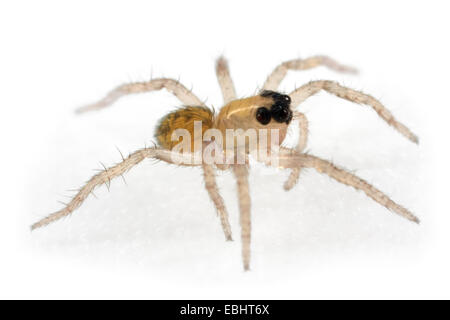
[233,164,252,271]
[284,112,309,191]
[269,148,419,224]
[289,80,418,144]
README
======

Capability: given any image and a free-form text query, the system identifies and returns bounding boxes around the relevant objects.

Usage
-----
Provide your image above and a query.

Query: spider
[31,55,419,271]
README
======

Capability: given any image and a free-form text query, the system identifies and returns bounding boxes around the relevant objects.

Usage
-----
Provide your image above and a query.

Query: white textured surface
[1,0,448,299]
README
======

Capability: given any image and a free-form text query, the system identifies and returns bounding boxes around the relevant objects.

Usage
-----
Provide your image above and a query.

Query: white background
[1,0,449,299]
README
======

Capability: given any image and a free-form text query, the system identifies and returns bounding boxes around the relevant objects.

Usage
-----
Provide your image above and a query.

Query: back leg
[263,55,357,91]
[216,56,237,104]
[76,78,205,114]
[203,163,233,241]
[289,80,419,144]
[31,148,203,230]
[233,164,251,271]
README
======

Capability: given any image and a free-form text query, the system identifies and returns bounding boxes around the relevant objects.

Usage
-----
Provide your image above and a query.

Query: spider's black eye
[271,104,293,124]
[270,104,288,122]
[256,107,271,125]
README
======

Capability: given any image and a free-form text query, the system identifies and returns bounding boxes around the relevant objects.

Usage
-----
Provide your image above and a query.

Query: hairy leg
[31,148,202,230]
[263,55,357,91]
[289,80,419,144]
[269,148,419,223]
[284,112,309,191]
[76,78,205,114]
[233,164,251,271]
[203,163,233,241]
[216,56,237,104]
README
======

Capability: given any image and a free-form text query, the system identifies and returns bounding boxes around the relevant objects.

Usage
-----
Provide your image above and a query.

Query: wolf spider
[32,55,419,271]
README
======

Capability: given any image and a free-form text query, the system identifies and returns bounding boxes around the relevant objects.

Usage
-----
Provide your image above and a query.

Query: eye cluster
[256,90,293,125]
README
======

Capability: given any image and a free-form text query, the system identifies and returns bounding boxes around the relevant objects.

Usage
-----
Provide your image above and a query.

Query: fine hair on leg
[31,148,202,230]
[216,56,237,104]
[289,80,419,144]
[263,55,357,91]
[202,163,233,241]
[272,148,419,223]
[233,164,251,271]
[284,112,309,191]
[76,78,205,114]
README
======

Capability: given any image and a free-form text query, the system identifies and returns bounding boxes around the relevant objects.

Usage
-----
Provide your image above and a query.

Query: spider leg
[233,164,251,271]
[269,148,419,223]
[203,163,233,241]
[263,55,357,91]
[31,148,202,230]
[75,78,205,114]
[289,80,419,144]
[284,112,309,191]
[215,56,237,104]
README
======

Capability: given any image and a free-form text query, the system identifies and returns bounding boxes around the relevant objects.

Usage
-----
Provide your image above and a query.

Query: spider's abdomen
[155,106,214,150]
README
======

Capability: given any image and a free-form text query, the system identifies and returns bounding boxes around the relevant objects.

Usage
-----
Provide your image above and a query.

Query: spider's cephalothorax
[32,55,420,271]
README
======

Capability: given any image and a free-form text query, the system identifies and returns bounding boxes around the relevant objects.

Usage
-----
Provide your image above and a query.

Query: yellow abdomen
[155,106,214,150]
